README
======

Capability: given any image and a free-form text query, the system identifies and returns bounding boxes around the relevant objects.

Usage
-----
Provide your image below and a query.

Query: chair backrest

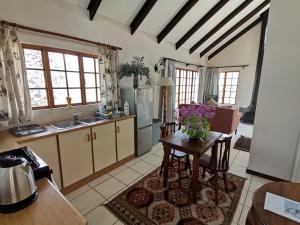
[160,122,176,137]
[209,135,232,172]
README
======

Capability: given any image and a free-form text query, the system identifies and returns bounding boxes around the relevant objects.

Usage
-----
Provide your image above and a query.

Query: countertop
[0,179,87,225]
[0,114,136,153]
[0,114,135,225]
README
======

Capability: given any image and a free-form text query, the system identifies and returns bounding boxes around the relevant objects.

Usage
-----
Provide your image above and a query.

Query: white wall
[0,0,203,124]
[208,24,261,108]
[248,0,300,180]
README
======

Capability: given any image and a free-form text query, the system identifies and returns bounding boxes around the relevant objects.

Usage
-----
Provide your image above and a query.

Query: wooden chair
[199,135,232,205]
[159,122,192,179]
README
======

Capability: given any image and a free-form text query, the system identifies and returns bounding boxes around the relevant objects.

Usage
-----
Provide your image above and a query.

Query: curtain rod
[208,64,249,69]
[0,20,122,50]
[163,57,204,68]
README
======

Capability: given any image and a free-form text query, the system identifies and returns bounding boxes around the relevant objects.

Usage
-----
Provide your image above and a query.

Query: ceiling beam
[189,0,253,54]
[87,0,103,21]
[208,17,262,60]
[200,0,270,57]
[157,0,199,44]
[130,0,158,35]
[175,0,229,50]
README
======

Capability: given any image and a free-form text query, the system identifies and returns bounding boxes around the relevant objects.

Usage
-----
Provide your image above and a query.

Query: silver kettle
[0,156,37,213]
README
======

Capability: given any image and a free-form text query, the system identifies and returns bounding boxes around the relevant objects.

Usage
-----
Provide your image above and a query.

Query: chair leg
[202,167,206,179]
[177,158,181,180]
[223,172,229,193]
[159,161,164,176]
[185,155,192,175]
[214,173,219,205]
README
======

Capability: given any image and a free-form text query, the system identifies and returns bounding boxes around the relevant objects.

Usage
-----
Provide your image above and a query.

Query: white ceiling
[65,0,270,57]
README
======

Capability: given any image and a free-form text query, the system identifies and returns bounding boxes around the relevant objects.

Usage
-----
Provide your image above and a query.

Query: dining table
[159,130,223,202]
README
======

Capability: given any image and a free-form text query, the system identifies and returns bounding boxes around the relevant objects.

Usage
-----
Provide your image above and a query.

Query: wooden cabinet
[58,128,93,187]
[116,118,135,161]
[22,136,62,189]
[92,123,116,172]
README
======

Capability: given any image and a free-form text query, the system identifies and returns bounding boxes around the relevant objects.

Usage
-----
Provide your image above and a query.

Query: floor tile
[70,189,105,215]
[65,184,91,201]
[94,177,126,199]
[109,165,127,176]
[239,188,248,204]
[113,168,141,185]
[130,160,156,175]
[233,203,243,223]
[142,154,162,166]
[239,205,250,225]
[229,164,247,178]
[244,191,254,207]
[86,205,118,225]
[237,151,250,160]
[153,149,164,158]
[249,176,271,192]
[124,157,141,167]
[88,174,112,187]
[233,156,249,168]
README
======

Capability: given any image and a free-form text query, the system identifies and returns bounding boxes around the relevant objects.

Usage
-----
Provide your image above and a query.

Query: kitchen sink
[50,120,84,129]
[79,117,104,124]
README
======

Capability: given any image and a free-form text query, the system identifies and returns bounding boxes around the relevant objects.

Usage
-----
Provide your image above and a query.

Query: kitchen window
[175,68,199,108]
[23,44,100,109]
[218,71,239,105]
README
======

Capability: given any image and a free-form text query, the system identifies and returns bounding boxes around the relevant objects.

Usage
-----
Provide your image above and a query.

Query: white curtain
[197,67,206,104]
[204,68,220,102]
[164,59,176,122]
[0,25,32,126]
[98,46,120,109]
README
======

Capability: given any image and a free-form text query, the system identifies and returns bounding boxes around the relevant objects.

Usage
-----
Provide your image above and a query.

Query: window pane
[53,89,68,105]
[224,97,230,104]
[229,98,235,104]
[95,59,99,73]
[231,86,237,91]
[67,72,81,87]
[232,72,239,79]
[230,92,236,98]
[30,89,48,107]
[24,49,43,69]
[97,87,100,101]
[27,70,46,88]
[65,54,79,71]
[227,73,233,79]
[84,73,96,87]
[86,88,97,102]
[219,78,224,85]
[225,86,231,92]
[49,52,64,70]
[96,74,100,87]
[231,78,238,85]
[225,92,230,98]
[51,71,66,88]
[83,57,95,73]
[219,72,225,79]
[69,89,82,104]
[226,79,232,85]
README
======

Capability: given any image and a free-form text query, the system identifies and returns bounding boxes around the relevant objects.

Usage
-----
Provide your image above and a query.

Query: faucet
[73,112,82,121]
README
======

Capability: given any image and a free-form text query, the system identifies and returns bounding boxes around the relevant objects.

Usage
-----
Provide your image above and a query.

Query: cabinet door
[116,118,135,161]
[92,123,116,172]
[23,136,62,189]
[58,128,93,187]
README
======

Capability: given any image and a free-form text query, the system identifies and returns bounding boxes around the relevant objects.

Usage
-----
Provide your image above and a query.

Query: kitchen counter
[0,114,135,225]
[0,178,87,225]
[0,114,136,153]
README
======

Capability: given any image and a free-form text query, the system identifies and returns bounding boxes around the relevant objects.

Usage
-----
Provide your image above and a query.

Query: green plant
[118,56,151,86]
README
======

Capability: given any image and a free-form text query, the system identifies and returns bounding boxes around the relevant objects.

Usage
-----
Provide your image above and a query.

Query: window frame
[175,68,199,108]
[22,44,100,110]
[218,71,239,105]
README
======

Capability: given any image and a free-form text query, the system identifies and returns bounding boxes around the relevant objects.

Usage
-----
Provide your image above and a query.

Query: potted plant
[179,105,216,140]
[0,110,9,126]
[118,56,151,88]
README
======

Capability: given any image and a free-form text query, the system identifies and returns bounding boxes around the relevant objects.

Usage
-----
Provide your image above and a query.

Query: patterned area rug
[105,166,246,225]
[234,135,252,152]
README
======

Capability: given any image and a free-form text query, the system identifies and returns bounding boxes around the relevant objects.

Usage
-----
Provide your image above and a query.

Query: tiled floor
[65,123,272,225]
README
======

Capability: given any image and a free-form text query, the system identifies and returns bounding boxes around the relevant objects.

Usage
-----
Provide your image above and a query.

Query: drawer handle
[116,126,120,133]
[87,133,91,142]
[93,132,96,140]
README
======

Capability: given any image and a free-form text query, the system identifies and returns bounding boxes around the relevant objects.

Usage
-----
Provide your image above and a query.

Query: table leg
[163,145,170,188]
[192,154,200,203]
